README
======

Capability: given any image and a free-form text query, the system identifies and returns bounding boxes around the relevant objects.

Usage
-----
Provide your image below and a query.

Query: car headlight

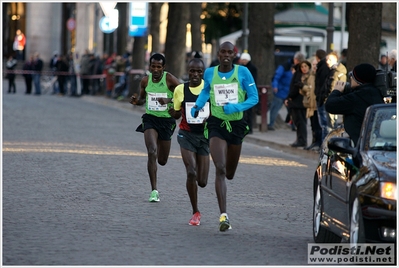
[380,182,397,200]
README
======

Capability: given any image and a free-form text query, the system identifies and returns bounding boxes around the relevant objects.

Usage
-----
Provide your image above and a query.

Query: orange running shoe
[189,211,201,226]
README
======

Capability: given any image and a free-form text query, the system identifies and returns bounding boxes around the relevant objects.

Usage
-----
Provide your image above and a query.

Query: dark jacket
[286,63,305,109]
[317,63,347,107]
[314,58,330,105]
[33,58,43,73]
[245,61,258,84]
[56,58,69,74]
[23,60,34,79]
[325,84,384,145]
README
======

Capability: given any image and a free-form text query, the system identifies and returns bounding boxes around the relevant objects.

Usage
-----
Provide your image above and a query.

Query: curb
[244,134,320,162]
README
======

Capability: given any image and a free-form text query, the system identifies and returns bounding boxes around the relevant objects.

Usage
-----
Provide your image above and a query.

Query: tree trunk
[149,3,162,54]
[248,3,275,86]
[129,36,147,97]
[190,3,202,52]
[164,3,189,79]
[346,3,382,72]
[116,3,128,56]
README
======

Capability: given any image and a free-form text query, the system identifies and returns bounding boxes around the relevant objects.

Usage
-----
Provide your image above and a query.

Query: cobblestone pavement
[3,78,319,266]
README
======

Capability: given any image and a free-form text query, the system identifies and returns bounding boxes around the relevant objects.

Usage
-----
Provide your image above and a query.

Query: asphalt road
[3,84,318,266]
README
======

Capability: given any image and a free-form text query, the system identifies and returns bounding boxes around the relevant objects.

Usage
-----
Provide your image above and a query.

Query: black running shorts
[136,113,176,141]
[205,115,249,145]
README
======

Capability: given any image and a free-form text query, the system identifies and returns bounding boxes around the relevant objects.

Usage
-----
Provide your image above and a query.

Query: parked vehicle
[313,103,396,246]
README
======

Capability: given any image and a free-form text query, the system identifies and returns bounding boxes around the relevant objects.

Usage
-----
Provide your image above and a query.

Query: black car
[313,103,396,245]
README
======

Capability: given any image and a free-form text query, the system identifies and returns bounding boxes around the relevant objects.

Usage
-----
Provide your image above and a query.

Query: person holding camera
[325,63,385,145]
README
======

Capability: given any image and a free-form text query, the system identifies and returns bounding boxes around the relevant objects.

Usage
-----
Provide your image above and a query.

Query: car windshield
[368,107,397,151]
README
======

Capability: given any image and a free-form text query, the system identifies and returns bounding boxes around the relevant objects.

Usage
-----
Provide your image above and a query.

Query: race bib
[147,92,168,111]
[213,83,238,106]
[185,102,210,124]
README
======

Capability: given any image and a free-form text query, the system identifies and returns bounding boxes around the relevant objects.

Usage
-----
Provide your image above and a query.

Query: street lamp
[242,3,249,53]
[326,3,334,53]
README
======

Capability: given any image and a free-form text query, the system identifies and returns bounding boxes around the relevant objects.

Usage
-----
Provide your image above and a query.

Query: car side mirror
[328,137,361,166]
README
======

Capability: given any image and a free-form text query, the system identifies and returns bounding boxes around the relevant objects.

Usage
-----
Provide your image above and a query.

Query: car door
[322,128,351,231]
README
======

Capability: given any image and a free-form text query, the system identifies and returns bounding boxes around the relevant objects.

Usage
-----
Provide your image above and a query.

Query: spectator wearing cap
[378,54,388,70]
[340,48,347,67]
[325,63,385,145]
[239,52,258,134]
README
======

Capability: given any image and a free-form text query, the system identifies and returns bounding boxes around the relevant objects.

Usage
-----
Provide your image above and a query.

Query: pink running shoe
[189,212,201,226]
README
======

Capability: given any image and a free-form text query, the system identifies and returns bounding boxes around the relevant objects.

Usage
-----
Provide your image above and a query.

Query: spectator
[378,55,388,70]
[115,55,126,85]
[316,51,347,142]
[209,57,220,67]
[284,51,307,147]
[104,53,117,97]
[122,51,131,68]
[80,49,91,95]
[6,55,18,94]
[239,52,258,134]
[325,63,385,145]
[268,57,294,131]
[13,29,26,61]
[100,53,110,93]
[32,52,44,95]
[87,53,101,95]
[340,48,347,67]
[388,49,397,72]
[66,52,78,97]
[232,46,240,64]
[298,59,322,151]
[55,55,69,96]
[50,51,59,94]
[22,55,34,94]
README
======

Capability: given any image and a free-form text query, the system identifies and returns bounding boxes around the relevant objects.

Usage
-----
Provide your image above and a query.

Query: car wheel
[349,196,366,247]
[313,183,341,243]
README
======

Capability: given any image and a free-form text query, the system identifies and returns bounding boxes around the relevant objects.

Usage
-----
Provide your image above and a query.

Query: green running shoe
[149,190,160,202]
[219,213,232,231]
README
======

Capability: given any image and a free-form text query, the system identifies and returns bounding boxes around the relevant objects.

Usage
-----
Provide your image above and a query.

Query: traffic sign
[129,2,148,37]
[66,18,76,31]
[99,16,116,34]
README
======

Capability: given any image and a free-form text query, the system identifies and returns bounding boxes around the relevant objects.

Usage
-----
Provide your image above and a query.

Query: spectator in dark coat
[23,55,34,94]
[284,51,307,147]
[316,51,347,142]
[325,63,384,145]
[314,50,330,108]
[378,55,388,70]
[56,55,69,95]
[239,52,258,134]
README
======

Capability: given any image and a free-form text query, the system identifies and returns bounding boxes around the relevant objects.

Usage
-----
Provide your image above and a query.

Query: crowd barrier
[3,69,125,79]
